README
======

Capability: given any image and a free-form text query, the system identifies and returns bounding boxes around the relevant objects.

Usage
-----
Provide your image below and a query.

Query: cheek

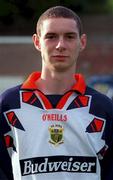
[73,43,81,53]
[40,44,52,59]
[70,46,80,59]
[41,41,51,51]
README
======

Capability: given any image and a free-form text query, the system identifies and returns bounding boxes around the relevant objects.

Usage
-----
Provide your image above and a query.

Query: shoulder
[85,86,113,118]
[0,85,21,98]
[0,85,22,112]
[86,85,113,106]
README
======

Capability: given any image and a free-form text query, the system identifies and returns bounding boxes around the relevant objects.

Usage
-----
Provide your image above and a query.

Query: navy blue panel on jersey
[46,95,63,108]
[0,85,21,112]
[0,114,11,134]
[22,91,44,109]
[0,120,13,180]
[86,86,113,146]
[86,86,113,118]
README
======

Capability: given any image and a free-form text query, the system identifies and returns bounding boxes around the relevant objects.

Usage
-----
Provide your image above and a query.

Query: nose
[56,37,66,51]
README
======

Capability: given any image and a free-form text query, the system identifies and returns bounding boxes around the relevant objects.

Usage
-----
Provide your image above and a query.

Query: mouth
[52,55,69,61]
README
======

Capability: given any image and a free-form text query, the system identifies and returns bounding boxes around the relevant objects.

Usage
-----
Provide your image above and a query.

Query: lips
[52,55,69,59]
[52,55,68,61]
[53,55,68,57]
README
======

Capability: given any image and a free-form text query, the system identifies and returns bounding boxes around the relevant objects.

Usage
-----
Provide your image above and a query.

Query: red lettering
[42,114,67,122]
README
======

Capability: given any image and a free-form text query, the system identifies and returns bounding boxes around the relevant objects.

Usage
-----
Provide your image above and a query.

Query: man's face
[36,18,86,72]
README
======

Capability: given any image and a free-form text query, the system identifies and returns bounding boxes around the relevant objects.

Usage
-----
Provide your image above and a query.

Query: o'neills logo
[20,156,96,176]
[42,113,67,122]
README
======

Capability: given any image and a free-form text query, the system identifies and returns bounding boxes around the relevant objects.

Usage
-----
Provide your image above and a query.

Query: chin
[52,64,71,72]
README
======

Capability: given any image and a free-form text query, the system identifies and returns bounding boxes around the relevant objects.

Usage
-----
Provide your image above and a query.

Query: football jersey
[0,72,113,180]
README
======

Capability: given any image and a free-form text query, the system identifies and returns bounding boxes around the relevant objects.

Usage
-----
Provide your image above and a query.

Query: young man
[0,6,113,180]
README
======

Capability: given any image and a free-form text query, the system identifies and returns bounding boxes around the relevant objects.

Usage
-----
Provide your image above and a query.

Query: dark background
[0,0,113,35]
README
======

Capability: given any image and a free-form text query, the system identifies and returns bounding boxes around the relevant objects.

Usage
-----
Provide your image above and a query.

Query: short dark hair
[36,6,83,36]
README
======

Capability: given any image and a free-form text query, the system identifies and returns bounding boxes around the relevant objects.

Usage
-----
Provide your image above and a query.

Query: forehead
[40,18,78,35]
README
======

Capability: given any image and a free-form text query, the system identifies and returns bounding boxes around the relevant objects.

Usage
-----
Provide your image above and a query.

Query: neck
[37,70,76,94]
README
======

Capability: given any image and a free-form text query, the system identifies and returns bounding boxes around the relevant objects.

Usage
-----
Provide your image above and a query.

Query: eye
[45,33,57,40]
[66,33,77,40]
[67,35,74,39]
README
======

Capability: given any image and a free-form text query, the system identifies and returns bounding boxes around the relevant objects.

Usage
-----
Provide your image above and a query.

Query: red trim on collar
[72,74,86,94]
[21,72,40,89]
[21,72,86,95]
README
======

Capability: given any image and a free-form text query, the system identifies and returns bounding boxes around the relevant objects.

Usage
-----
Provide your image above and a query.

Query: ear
[32,33,41,51]
[79,34,87,52]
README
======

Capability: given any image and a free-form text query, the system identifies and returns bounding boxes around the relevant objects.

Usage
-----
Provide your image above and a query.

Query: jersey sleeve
[0,94,14,180]
[86,86,113,180]
[100,98,113,180]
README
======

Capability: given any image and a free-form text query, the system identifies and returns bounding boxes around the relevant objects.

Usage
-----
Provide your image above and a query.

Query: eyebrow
[65,32,77,35]
[45,32,77,36]
[45,32,56,35]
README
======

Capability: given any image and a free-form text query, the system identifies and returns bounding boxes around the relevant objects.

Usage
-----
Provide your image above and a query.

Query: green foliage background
[0,0,113,34]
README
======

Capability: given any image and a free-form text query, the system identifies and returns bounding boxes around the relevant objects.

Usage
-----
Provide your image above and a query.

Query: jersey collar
[21,72,86,95]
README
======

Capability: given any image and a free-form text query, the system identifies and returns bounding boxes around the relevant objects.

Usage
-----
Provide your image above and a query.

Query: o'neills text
[20,156,96,176]
[42,113,67,122]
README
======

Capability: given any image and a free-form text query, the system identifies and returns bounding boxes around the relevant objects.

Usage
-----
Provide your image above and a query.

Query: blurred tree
[0,0,18,25]
[59,0,113,14]
[0,0,113,33]
[80,0,113,14]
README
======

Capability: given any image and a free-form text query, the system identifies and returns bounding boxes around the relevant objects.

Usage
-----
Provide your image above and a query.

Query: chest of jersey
[4,90,106,180]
